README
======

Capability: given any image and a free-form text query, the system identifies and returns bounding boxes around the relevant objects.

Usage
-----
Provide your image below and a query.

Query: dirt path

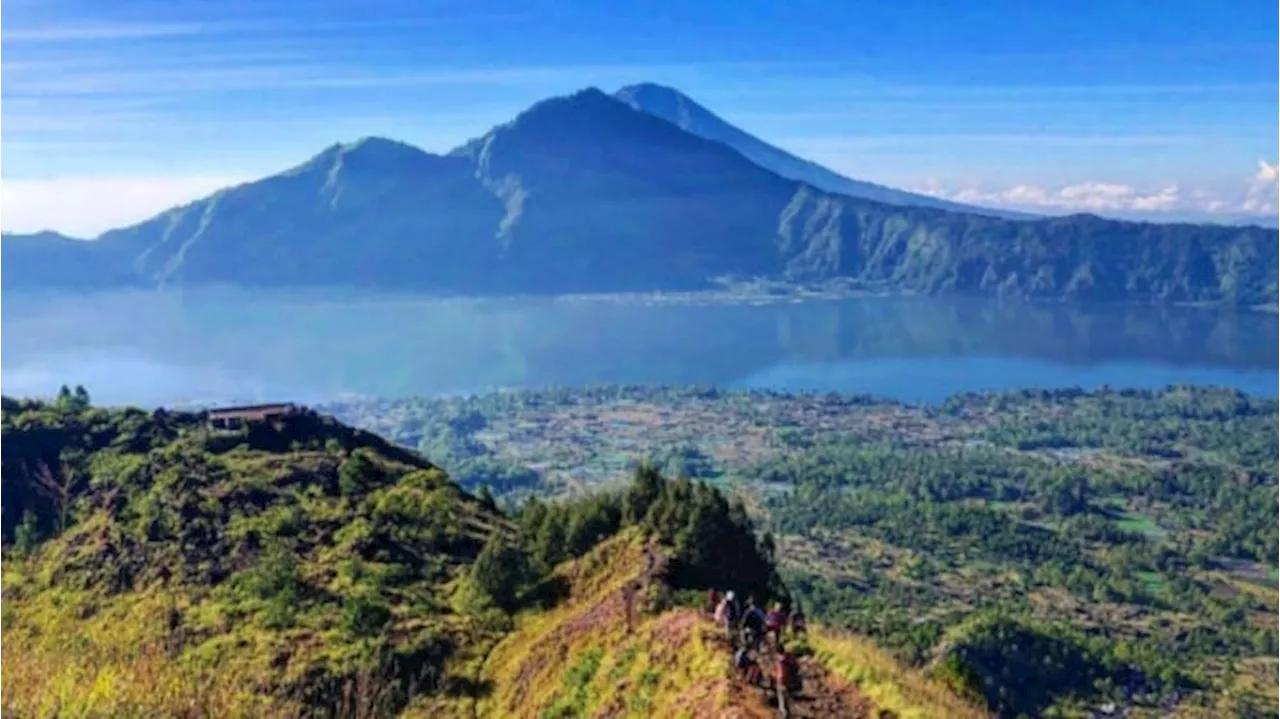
[708,629,875,718]
[784,654,876,718]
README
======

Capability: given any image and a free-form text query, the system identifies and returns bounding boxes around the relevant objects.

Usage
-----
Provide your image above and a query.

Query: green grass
[1110,511,1168,539]
[1134,571,1168,592]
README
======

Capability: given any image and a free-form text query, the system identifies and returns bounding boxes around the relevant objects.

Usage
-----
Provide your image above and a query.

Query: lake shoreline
[5,280,1274,312]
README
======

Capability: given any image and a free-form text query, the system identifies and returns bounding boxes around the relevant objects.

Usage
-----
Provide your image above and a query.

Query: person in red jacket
[774,646,800,718]
[765,603,786,647]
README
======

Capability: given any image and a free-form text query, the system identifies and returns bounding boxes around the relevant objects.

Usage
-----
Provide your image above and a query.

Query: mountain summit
[2,86,1275,305]
[613,83,1026,218]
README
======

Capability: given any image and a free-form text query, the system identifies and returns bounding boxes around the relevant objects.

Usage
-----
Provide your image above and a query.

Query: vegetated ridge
[0,389,985,718]
[2,87,1275,306]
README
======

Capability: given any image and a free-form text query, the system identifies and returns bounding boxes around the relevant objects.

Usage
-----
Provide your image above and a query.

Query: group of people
[708,589,806,717]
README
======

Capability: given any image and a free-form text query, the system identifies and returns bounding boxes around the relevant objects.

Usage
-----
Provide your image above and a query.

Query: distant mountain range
[3,86,1276,305]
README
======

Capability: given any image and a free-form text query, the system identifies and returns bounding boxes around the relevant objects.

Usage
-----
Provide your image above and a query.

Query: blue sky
[3,0,1277,235]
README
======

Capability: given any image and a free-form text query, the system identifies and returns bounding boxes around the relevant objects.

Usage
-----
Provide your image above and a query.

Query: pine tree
[470,532,530,612]
[477,485,498,512]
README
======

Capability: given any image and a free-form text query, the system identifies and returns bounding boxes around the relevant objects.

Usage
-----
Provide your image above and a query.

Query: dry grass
[462,530,750,719]
[2,524,980,719]
[1,586,298,719]
[807,628,990,719]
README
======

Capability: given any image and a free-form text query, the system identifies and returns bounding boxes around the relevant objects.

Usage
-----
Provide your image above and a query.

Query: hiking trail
[709,626,877,718]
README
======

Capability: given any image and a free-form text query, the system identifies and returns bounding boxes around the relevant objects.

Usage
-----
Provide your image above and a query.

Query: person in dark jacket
[789,603,807,638]
[733,646,764,686]
[740,597,766,651]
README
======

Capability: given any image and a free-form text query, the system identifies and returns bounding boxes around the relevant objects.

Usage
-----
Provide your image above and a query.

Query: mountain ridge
[0,392,990,717]
[2,86,1276,305]
[613,82,1031,219]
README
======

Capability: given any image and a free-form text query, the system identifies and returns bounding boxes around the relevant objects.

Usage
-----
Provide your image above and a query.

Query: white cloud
[1,176,248,237]
[6,62,726,97]
[939,181,1181,211]
[1243,160,1280,213]
[2,22,221,42]
[917,161,1279,219]
[1256,160,1279,183]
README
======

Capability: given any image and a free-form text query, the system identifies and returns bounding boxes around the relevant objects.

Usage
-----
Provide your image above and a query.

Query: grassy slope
[809,631,987,719]
[459,530,742,719]
[456,529,984,719]
[0,401,510,717]
[1,399,984,718]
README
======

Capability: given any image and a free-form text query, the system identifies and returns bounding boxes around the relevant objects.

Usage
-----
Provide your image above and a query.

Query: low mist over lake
[3,288,1276,406]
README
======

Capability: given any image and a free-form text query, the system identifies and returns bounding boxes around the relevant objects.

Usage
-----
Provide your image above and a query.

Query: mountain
[613,82,1029,219]
[0,392,985,717]
[98,137,506,291]
[3,87,1276,305]
[0,230,139,288]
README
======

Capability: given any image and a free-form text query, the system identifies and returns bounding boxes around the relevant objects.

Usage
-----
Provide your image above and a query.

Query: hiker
[765,603,786,647]
[789,603,807,638]
[705,588,720,616]
[715,590,741,648]
[740,597,766,652]
[774,646,800,718]
[733,646,764,687]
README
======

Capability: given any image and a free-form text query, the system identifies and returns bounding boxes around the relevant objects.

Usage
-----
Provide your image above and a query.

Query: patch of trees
[488,464,785,608]
[759,389,1276,715]
[937,613,1183,718]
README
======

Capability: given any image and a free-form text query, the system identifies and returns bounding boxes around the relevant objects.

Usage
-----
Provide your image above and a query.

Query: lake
[2,288,1276,406]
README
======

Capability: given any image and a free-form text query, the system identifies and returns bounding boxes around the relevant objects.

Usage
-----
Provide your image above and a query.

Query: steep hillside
[1,394,513,717]
[90,139,502,291]
[613,83,1026,219]
[449,88,794,292]
[459,530,983,719]
[1,392,989,718]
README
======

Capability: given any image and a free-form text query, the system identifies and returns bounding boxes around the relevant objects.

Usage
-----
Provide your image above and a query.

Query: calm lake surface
[2,288,1276,407]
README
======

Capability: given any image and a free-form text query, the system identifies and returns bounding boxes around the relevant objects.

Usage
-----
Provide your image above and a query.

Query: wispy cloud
[711,81,1278,104]
[1242,160,1279,213]
[915,161,1279,218]
[5,60,732,99]
[784,134,1203,152]
[1256,160,1280,183]
[1,13,527,43]
[2,21,244,42]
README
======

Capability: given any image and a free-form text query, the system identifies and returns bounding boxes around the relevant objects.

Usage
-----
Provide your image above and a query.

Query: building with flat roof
[207,403,299,430]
